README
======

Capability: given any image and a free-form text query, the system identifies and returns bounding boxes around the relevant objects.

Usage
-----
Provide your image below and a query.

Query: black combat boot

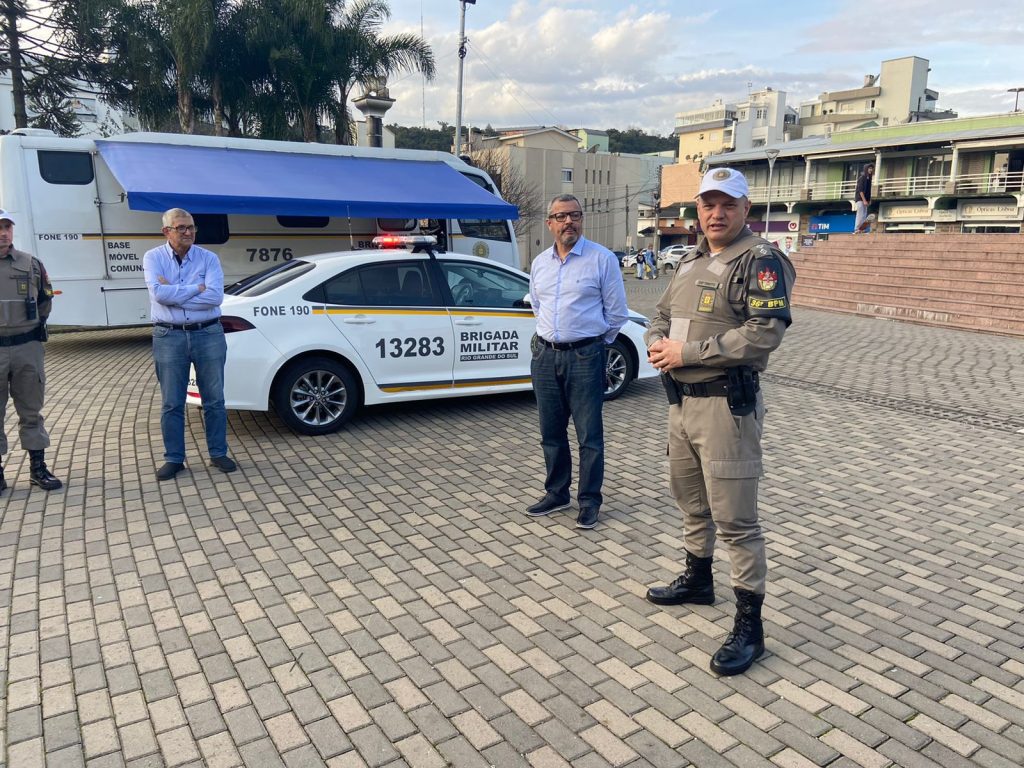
[645,551,715,605]
[0,462,7,494]
[28,450,62,491]
[710,589,765,676]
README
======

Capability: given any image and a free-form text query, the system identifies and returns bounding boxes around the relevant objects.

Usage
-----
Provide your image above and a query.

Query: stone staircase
[787,233,1024,337]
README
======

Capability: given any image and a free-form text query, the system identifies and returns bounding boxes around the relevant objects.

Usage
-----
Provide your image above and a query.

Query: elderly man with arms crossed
[143,208,237,481]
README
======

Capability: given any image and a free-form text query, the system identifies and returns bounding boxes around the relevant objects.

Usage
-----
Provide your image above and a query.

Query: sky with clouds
[375,0,1024,136]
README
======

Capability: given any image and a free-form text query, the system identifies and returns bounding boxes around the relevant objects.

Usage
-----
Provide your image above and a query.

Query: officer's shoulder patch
[756,245,770,256]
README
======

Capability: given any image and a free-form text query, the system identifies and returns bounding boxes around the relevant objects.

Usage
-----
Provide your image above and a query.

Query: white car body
[187,248,658,434]
[658,245,696,270]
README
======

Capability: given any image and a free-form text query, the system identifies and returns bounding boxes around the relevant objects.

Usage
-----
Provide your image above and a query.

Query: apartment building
[473,127,674,265]
[799,56,957,137]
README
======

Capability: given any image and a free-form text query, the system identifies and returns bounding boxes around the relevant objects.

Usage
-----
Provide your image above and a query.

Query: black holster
[661,374,681,406]
[725,366,759,415]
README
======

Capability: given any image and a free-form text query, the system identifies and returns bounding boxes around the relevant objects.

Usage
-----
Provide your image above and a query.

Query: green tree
[328,0,434,145]
[606,127,676,155]
[388,123,453,152]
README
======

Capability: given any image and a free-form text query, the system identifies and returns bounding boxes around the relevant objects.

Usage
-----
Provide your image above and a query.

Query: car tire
[665,263,675,271]
[603,339,636,401]
[272,356,359,435]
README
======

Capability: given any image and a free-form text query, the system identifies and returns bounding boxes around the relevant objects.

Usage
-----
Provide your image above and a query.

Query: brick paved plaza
[2,280,1023,767]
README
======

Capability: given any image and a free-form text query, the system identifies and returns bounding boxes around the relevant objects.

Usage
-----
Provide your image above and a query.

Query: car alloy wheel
[603,339,635,400]
[272,356,359,435]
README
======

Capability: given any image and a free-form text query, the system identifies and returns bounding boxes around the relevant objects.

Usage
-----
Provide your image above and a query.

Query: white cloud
[372,0,1024,135]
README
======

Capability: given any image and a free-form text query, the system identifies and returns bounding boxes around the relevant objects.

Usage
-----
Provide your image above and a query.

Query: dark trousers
[530,339,605,508]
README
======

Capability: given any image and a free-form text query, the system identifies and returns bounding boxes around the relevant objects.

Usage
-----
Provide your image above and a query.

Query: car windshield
[226,260,316,297]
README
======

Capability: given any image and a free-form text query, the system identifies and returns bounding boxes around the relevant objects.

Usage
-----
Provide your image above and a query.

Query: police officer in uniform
[0,209,62,494]
[644,168,794,676]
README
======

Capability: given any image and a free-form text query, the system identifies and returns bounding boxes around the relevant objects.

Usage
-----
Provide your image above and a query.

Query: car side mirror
[514,293,531,309]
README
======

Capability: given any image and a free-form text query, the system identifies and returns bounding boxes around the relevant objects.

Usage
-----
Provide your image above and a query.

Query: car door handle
[454,318,483,326]
[342,315,376,324]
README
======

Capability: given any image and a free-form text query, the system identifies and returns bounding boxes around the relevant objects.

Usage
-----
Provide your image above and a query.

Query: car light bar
[371,235,438,249]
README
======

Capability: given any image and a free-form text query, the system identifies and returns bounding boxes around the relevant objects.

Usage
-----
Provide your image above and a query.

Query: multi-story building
[799,56,957,137]
[472,127,674,264]
[696,112,1024,245]
[674,100,736,164]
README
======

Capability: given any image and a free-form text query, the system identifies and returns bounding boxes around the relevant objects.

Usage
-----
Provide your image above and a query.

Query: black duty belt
[675,371,759,398]
[155,318,220,331]
[538,335,602,351]
[0,326,44,347]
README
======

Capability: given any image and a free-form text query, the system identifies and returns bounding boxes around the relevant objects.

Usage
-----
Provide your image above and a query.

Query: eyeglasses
[547,211,583,222]
[166,224,197,234]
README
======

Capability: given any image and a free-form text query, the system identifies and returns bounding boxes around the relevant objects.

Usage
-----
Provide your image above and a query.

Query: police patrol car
[187,237,658,434]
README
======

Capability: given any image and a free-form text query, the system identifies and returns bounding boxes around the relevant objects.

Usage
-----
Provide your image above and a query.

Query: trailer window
[38,151,93,185]
[377,218,416,232]
[277,215,329,228]
[193,214,229,245]
[457,219,512,242]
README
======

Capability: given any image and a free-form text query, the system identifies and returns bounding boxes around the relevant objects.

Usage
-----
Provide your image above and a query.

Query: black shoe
[646,551,715,605]
[575,506,599,529]
[210,455,237,473]
[0,467,7,494]
[525,494,571,517]
[710,589,765,676]
[156,462,186,481]
[28,450,62,491]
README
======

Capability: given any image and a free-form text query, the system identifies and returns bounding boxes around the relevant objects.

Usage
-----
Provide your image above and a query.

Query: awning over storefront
[95,140,519,220]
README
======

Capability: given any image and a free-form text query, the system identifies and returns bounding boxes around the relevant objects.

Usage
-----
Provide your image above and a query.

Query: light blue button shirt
[142,243,225,324]
[529,236,628,344]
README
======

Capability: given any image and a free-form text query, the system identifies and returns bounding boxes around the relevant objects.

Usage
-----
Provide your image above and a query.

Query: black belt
[155,318,220,331]
[675,371,759,398]
[0,326,44,347]
[538,335,602,351]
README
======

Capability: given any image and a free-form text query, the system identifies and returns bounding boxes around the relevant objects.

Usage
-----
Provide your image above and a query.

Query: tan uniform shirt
[645,227,795,384]
[0,247,53,335]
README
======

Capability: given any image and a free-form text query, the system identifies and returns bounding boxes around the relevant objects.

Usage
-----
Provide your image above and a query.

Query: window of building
[584,169,589,183]
[561,168,573,183]
[699,133,704,141]
[37,151,94,185]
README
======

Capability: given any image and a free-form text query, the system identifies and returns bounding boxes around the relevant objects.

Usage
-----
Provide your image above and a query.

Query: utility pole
[454,1,476,155]
[624,184,630,251]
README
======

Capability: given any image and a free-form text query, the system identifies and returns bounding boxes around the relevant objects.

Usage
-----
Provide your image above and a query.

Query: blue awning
[94,140,519,220]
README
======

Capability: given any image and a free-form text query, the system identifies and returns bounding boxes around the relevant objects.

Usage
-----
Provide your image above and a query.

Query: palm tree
[329,0,434,145]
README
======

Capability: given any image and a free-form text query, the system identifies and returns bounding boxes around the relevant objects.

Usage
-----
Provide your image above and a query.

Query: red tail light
[220,316,255,333]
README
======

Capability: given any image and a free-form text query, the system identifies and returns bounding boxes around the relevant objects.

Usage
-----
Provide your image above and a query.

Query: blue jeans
[152,323,228,463]
[530,337,605,509]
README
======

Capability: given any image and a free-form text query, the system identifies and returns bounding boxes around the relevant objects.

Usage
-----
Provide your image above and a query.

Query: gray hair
[162,208,193,227]
[547,194,582,214]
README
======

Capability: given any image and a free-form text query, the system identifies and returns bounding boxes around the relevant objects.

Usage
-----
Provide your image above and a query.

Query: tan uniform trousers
[668,390,766,594]
[0,340,49,455]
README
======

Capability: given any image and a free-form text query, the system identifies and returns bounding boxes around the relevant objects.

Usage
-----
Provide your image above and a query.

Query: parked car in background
[658,245,696,270]
[616,249,639,269]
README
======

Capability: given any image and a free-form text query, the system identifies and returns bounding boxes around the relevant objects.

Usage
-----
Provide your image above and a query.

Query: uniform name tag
[696,280,719,289]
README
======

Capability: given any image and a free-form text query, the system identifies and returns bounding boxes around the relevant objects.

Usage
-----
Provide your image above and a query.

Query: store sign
[809,214,854,233]
[958,199,1022,220]
[932,209,957,222]
[879,203,930,221]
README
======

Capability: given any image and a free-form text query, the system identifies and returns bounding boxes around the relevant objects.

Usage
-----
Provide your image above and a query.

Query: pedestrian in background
[645,246,659,279]
[644,168,795,676]
[635,251,645,279]
[526,194,628,530]
[854,164,874,233]
[0,209,62,494]
[143,208,237,481]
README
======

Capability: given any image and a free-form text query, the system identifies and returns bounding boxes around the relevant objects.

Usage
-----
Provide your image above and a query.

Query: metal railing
[953,171,1024,194]
[744,172,1024,204]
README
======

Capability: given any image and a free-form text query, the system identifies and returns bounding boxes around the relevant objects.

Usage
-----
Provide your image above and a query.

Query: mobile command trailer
[0,129,519,328]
